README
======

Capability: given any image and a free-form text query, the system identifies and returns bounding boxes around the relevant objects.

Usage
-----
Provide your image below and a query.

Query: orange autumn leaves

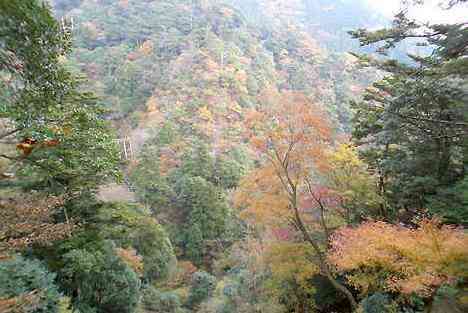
[115,247,144,276]
[16,137,60,157]
[236,90,331,225]
[244,90,330,165]
[328,220,468,297]
[235,165,290,225]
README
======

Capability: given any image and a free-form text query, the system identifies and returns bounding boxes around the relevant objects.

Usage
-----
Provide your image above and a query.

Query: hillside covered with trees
[0,1,467,313]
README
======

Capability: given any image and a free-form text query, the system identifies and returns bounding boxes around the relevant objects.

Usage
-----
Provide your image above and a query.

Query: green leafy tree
[132,138,235,265]
[429,176,468,224]
[175,176,229,264]
[61,244,141,313]
[130,144,175,210]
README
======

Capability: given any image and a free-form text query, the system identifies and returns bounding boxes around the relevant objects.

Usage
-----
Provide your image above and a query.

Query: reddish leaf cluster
[0,196,73,253]
[16,137,60,157]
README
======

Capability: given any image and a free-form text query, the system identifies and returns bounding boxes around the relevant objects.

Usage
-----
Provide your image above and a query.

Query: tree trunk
[292,204,358,310]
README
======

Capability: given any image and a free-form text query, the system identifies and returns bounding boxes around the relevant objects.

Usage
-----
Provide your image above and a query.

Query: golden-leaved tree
[320,144,384,223]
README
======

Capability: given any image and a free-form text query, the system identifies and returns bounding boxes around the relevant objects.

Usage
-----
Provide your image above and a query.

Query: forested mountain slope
[53,0,377,125]
[51,0,378,269]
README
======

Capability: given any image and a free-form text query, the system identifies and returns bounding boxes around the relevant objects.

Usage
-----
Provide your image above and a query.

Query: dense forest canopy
[0,1,467,313]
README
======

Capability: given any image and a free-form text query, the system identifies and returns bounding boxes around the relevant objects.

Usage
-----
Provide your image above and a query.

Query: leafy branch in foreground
[0,0,120,195]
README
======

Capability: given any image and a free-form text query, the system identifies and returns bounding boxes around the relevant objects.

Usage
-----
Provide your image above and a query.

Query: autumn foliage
[115,247,144,276]
[0,196,73,254]
[16,137,60,157]
[328,219,468,297]
[235,165,290,225]
[237,90,361,309]
[237,90,331,223]
[320,144,383,222]
[244,90,330,169]
[265,241,318,291]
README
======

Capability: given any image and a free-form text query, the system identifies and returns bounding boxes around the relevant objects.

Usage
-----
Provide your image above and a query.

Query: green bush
[187,271,217,308]
[0,255,61,313]
[140,286,185,313]
[61,244,140,313]
[360,293,397,313]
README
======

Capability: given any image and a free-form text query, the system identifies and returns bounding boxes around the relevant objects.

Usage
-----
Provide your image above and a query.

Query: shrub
[140,286,184,313]
[187,271,217,308]
[360,293,397,313]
